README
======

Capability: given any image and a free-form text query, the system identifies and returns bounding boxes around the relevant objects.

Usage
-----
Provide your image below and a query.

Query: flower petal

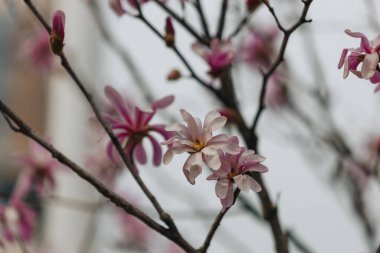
[215,179,230,199]
[361,52,379,79]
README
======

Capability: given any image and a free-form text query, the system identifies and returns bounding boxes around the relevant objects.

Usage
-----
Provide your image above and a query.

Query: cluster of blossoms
[162,110,268,210]
[103,85,174,169]
[338,29,380,92]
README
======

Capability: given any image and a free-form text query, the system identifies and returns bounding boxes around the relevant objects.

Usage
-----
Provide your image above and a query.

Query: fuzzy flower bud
[167,69,182,81]
[49,10,65,55]
[165,17,175,47]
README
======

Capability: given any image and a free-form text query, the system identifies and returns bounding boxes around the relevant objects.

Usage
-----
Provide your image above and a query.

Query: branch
[22,0,190,249]
[193,0,211,39]
[216,0,228,39]
[0,99,197,251]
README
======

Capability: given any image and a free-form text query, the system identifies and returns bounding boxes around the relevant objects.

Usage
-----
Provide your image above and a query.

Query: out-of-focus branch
[193,0,211,39]
[216,0,228,39]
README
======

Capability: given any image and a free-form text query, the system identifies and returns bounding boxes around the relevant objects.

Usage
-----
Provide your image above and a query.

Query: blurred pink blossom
[0,199,36,242]
[162,110,240,184]
[21,30,52,69]
[264,75,288,109]
[239,27,278,69]
[338,29,380,92]
[207,147,268,210]
[192,39,236,77]
[103,85,174,167]
[12,141,62,200]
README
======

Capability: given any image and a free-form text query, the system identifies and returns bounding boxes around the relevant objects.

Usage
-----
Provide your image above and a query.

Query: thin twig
[193,0,211,39]
[216,0,228,39]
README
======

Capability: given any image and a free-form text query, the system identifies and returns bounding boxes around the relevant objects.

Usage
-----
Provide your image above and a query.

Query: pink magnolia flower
[22,29,52,69]
[12,141,62,200]
[103,85,174,167]
[239,27,278,69]
[162,110,240,184]
[207,148,268,210]
[49,10,65,55]
[338,29,380,91]
[264,74,288,109]
[192,39,236,77]
[0,200,36,242]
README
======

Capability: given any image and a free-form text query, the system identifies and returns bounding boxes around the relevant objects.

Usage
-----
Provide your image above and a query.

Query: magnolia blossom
[264,74,288,109]
[239,27,278,68]
[207,148,268,210]
[338,29,380,91]
[103,85,173,167]
[192,39,236,77]
[162,110,240,184]
[22,29,52,69]
[49,10,65,55]
[118,210,151,250]
[12,140,61,200]
[0,200,36,242]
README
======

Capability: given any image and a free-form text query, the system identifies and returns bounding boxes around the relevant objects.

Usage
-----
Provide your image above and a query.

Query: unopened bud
[50,10,65,55]
[167,69,181,81]
[165,17,175,47]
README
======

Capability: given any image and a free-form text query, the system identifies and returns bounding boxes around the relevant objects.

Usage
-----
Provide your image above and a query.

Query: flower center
[228,171,237,178]
[193,139,204,152]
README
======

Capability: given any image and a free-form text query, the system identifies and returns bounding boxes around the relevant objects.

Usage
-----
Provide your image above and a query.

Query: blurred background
[1,0,380,252]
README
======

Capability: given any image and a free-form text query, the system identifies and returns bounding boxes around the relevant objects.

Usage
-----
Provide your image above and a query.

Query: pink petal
[109,0,126,16]
[345,29,372,53]
[361,52,379,79]
[183,153,203,184]
[338,48,348,69]
[134,143,147,164]
[151,95,175,110]
[220,183,234,211]
[104,85,133,125]
[215,179,230,198]
[234,175,262,192]
[147,135,162,166]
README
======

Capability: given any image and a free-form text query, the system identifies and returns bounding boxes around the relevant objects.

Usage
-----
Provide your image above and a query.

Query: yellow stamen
[193,139,204,152]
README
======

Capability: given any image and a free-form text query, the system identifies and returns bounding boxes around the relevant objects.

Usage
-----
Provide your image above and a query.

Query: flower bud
[167,69,181,81]
[49,10,65,55]
[164,17,175,47]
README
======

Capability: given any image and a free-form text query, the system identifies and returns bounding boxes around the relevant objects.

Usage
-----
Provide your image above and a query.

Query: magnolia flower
[103,85,174,167]
[12,140,61,200]
[264,74,288,109]
[207,148,268,210]
[239,27,278,68]
[338,29,380,91]
[162,110,240,184]
[192,39,236,77]
[49,10,65,55]
[118,210,151,250]
[0,200,36,242]
[22,29,52,69]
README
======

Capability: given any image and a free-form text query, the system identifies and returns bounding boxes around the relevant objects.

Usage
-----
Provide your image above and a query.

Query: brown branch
[216,0,228,39]
[21,0,190,249]
[0,99,196,252]
[193,0,211,39]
